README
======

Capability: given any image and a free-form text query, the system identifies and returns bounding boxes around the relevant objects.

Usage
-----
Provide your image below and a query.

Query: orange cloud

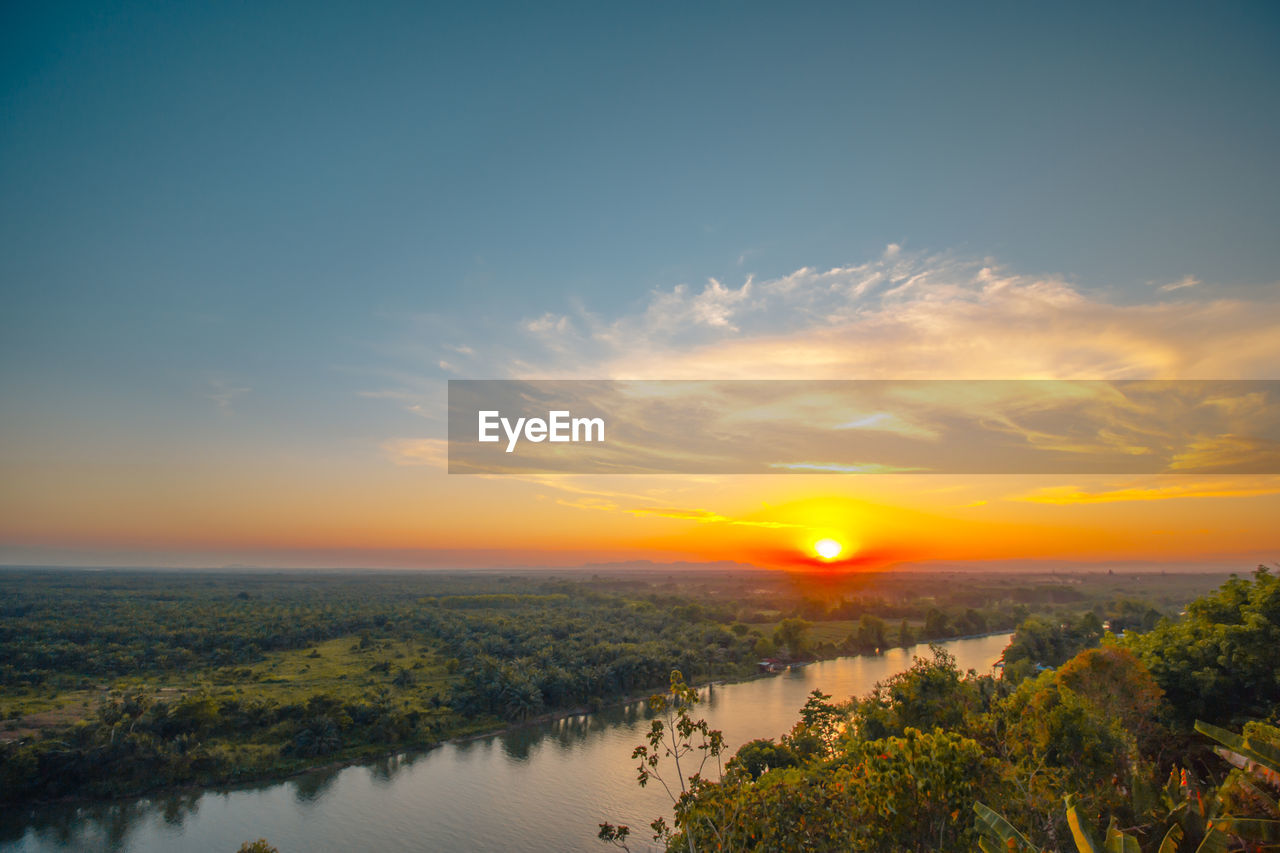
[1015,479,1280,505]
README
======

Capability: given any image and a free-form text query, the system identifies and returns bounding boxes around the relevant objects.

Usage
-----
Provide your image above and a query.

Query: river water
[1,633,1011,853]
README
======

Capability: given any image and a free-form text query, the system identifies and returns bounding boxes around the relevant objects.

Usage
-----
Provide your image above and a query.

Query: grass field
[753,619,930,649]
[2,634,462,742]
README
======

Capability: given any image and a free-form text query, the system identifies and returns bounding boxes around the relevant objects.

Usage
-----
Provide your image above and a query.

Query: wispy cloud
[509,247,1279,381]
[378,248,1280,487]
[1168,434,1280,473]
[206,377,250,414]
[769,462,927,474]
[628,507,731,522]
[1159,274,1200,292]
[1014,478,1280,504]
[382,438,448,468]
[625,505,806,529]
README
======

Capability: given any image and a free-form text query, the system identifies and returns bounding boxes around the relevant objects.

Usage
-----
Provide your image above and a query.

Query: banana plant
[1063,795,1143,853]
[1195,722,1280,786]
[1194,720,1280,850]
[975,767,1264,852]
[973,800,1042,853]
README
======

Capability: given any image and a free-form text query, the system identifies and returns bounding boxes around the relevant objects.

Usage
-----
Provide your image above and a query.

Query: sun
[813,538,843,560]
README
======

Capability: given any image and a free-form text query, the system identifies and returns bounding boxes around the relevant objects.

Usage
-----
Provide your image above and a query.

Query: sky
[1,1,1278,571]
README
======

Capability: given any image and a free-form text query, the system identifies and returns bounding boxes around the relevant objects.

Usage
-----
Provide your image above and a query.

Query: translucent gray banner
[447,380,1280,474]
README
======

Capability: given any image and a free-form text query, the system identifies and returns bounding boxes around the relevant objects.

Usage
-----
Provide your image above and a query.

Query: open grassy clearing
[2,635,460,741]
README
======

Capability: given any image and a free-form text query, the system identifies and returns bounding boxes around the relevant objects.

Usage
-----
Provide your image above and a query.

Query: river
[0,633,1011,853]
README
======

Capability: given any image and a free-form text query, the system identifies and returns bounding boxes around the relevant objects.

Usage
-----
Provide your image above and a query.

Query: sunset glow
[814,539,843,560]
[1,4,1277,576]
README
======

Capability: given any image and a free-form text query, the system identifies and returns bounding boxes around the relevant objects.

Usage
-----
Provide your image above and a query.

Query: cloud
[1167,434,1280,473]
[768,462,928,474]
[378,248,1280,487]
[1014,478,1280,504]
[505,473,677,505]
[382,438,448,468]
[206,377,250,414]
[625,506,806,529]
[525,313,574,336]
[628,507,731,523]
[511,247,1280,381]
[1159,274,1200,292]
[554,496,619,512]
[835,410,939,440]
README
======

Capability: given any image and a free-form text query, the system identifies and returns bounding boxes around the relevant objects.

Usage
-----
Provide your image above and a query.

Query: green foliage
[1002,612,1104,681]
[1126,567,1280,729]
[597,821,632,850]
[235,842,278,853]
[974,800,1040,852]
[1195,720,1280,777]
[727,738,797,780]
[849,645,990,741]
[788,689,843,762]
[2,563,1255,848]
[666,727,999,852]
[924,607,951,639]
[771,618,811,659]
[0,570,763,804]
[599,670,726,850]
[976,717,1280,853]
[1055,646,1164,743]
[897,618,915,647]
[607,570,1280,853]
[851,614,887,653]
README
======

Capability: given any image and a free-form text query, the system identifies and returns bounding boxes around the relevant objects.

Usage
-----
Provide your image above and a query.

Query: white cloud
[525,313,574,335]
[372,248,1280,479]
[512,248,1280,380]
[1159,274,1200,292]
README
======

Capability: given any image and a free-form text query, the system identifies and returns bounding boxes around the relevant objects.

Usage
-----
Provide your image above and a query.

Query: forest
[0,566,1216,807]
[598,567,1280,852]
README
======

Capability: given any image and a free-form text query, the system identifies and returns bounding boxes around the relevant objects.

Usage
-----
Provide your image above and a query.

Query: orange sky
[4,8,1280,576]
[4,453,1277,570]
[3,254,1278,571]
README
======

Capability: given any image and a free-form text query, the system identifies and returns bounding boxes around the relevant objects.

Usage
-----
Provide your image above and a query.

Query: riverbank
[2,630,1015,811]
[2,634,1020,853]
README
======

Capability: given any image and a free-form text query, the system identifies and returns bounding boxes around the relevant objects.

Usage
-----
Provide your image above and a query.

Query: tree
[599,670,727,852]
[854,614,887,653]
[772,618,811,660]
[924,607,950,639]
[235,842,278,853]
[1126,567,1280,729]
[1054,645,1164,751]
[851,645,982,741]
[670,727,999,852]
[785,689,844,762]
[726,739,798,781]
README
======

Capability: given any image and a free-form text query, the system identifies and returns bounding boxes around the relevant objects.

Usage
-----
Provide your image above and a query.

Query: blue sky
[2,2,1279,567]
